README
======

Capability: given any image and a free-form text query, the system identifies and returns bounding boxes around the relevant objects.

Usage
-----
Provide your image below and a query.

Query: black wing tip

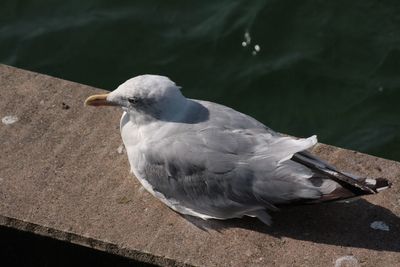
[371,177,392,192]
[311,177,391,203]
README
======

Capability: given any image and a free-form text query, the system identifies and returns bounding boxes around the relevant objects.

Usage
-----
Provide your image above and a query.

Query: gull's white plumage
[86,75,390,225]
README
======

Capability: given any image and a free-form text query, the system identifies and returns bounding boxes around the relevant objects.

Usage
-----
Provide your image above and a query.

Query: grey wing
[140,127,323,222]
[194,99,280,135]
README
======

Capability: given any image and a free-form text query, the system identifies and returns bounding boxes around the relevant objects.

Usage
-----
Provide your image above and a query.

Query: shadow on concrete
[184,199,400,252]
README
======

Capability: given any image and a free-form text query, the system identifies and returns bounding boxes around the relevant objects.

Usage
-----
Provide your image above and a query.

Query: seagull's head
[85,75,187,121]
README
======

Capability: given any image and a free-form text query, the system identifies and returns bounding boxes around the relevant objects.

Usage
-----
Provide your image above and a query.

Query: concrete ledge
[1,64,399,266]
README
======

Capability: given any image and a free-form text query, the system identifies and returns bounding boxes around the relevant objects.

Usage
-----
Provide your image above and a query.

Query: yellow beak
[84,94,117,107]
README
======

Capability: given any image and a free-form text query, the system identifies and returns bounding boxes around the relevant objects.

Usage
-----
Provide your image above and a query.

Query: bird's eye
[128,97,139,104]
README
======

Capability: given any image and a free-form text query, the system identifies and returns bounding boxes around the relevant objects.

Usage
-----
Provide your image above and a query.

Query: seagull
[85,75,391,225]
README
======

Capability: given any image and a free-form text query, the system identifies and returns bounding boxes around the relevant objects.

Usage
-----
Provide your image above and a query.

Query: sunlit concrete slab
[1,64,399,266]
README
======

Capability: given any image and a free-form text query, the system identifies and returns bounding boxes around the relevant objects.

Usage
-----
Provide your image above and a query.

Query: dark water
[1,226,154,266]
[1,0,400,160]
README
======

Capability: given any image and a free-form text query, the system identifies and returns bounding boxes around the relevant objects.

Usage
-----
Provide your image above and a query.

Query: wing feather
[139,126,321,219]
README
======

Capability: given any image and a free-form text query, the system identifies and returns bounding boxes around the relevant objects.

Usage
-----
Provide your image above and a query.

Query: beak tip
[84,93,112,107]
[84,99,92,107]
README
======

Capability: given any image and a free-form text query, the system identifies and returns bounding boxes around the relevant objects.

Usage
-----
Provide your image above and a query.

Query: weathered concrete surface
[0,64,399,266]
